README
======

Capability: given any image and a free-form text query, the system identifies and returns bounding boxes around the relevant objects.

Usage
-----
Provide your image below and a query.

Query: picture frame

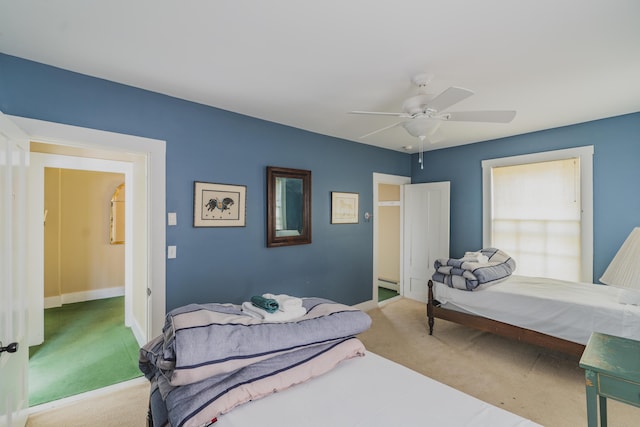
[331,191,359,224]
[194,181,246,227]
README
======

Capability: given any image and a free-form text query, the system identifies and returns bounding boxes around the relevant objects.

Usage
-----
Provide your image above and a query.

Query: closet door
[403,182,450,302]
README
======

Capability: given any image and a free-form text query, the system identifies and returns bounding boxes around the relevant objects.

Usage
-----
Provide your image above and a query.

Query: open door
[403,182,450,302]
[0,112,29,427]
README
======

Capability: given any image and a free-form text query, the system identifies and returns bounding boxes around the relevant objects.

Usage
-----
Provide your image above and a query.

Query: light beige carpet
[358,298,640,427]
[26,298,640,426]
[26,379,150,427]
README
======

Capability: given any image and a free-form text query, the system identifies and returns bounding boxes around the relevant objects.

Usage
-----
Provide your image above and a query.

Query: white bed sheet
[217,352,539,427]
[433,275,640,345]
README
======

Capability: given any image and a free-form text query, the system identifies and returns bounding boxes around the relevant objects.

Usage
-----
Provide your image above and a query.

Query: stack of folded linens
[241,293,307,321]
[139,297,371,427]
[432,248,516,291]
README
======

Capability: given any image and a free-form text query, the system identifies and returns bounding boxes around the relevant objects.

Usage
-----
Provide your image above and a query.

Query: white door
[403,182,450,302]
[0,112,29,427]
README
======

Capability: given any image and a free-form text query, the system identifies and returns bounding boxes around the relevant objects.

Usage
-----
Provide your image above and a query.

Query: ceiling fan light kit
[402,118,439,138]
[350,73,516,169]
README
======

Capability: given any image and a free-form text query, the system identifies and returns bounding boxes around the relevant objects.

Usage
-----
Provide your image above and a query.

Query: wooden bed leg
[427,280,434,335]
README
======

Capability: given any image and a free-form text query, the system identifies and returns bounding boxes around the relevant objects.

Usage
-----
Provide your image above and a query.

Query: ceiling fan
[350,74,516,168]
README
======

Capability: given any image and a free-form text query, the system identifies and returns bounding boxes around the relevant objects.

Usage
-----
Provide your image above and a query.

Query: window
[482,146,593,282]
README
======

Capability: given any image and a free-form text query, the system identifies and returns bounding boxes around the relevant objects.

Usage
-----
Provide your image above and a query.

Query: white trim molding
[11,115,166,339]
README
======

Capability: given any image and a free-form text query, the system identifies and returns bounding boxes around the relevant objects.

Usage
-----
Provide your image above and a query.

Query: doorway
[10,114,167,409]
[373,173,410,305]
[28,156,141,406]
[28,151,140,342]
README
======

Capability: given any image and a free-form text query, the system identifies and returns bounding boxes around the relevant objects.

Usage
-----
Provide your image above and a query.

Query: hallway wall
[44,168,125,303]
[377,184,400,284]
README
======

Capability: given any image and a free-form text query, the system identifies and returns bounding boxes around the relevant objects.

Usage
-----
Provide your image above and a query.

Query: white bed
[217,351,540,427]
[430,275,640,346]
[144,297,540,426]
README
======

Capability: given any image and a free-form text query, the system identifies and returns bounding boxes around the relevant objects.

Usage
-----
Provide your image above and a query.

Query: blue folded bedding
[432,248,516,291]
[141,297,372,426]
[139,297,372,386]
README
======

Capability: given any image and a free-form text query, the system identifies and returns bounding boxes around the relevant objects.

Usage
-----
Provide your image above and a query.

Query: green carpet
[378,286,399,302]
[28,297,142,406]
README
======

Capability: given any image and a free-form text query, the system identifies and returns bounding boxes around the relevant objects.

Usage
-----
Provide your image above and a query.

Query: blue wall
[0,54,411,309]
[3,53,637,307]
[412,112,640,282]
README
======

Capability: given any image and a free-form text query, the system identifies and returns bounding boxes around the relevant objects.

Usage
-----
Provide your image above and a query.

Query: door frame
[11,115,167,340]
[372,173,410,305]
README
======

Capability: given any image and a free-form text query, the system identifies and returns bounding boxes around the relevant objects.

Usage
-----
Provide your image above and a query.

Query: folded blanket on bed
[140,297,372,386]
[432,248,516,291]
[149,337,366,427]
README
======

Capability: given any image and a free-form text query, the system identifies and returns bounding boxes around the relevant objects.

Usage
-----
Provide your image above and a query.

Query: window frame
[482,146,594,282]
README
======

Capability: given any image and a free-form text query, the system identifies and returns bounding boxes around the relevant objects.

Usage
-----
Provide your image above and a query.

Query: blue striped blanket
[432,248,516,291]
[140,297,371,426]
[139,297,372,386]
[147,337,366,427]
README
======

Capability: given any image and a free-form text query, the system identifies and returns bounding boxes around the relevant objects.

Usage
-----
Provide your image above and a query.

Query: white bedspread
[218,352,539,426]
[433,275,640,345]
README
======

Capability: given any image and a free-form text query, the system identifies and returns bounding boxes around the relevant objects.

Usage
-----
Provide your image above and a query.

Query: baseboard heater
[378,278,399,292]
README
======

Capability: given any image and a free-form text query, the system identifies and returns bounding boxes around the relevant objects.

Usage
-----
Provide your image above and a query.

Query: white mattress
[433,275,640,345]
[217,351,539,427]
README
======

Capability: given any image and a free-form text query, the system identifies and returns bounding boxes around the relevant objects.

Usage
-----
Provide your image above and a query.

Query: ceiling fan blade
[349,110,408,117]
[425,87,474,112]
[359,121,405,138]
[444,110,516,123]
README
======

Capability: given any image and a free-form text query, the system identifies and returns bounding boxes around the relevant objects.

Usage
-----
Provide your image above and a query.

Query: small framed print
[194,181,246,227]
[331,191,359,224]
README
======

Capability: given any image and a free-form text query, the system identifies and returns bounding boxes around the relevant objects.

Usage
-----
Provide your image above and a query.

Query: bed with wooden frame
[427,280,584,357]
[427,275,640,358]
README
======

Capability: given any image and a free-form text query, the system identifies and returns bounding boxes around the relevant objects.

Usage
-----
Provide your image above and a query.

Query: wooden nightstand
[579,332,640,427]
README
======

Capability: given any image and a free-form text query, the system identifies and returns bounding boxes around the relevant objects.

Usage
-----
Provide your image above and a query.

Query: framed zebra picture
[193,181,247,227]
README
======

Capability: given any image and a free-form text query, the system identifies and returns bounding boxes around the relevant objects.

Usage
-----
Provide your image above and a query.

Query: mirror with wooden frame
[266,166,311,247]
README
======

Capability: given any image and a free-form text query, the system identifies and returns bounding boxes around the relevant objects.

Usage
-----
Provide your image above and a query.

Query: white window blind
[492,158,581,281]
[482,146,594,283]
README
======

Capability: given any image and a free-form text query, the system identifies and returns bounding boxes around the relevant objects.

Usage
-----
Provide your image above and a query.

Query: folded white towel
[241,301,307,322]
[262,293,304,311]
[462,252,489,264]
[618,288,640,305]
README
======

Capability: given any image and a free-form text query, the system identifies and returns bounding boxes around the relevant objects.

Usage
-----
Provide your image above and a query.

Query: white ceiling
[1,1,639,153]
